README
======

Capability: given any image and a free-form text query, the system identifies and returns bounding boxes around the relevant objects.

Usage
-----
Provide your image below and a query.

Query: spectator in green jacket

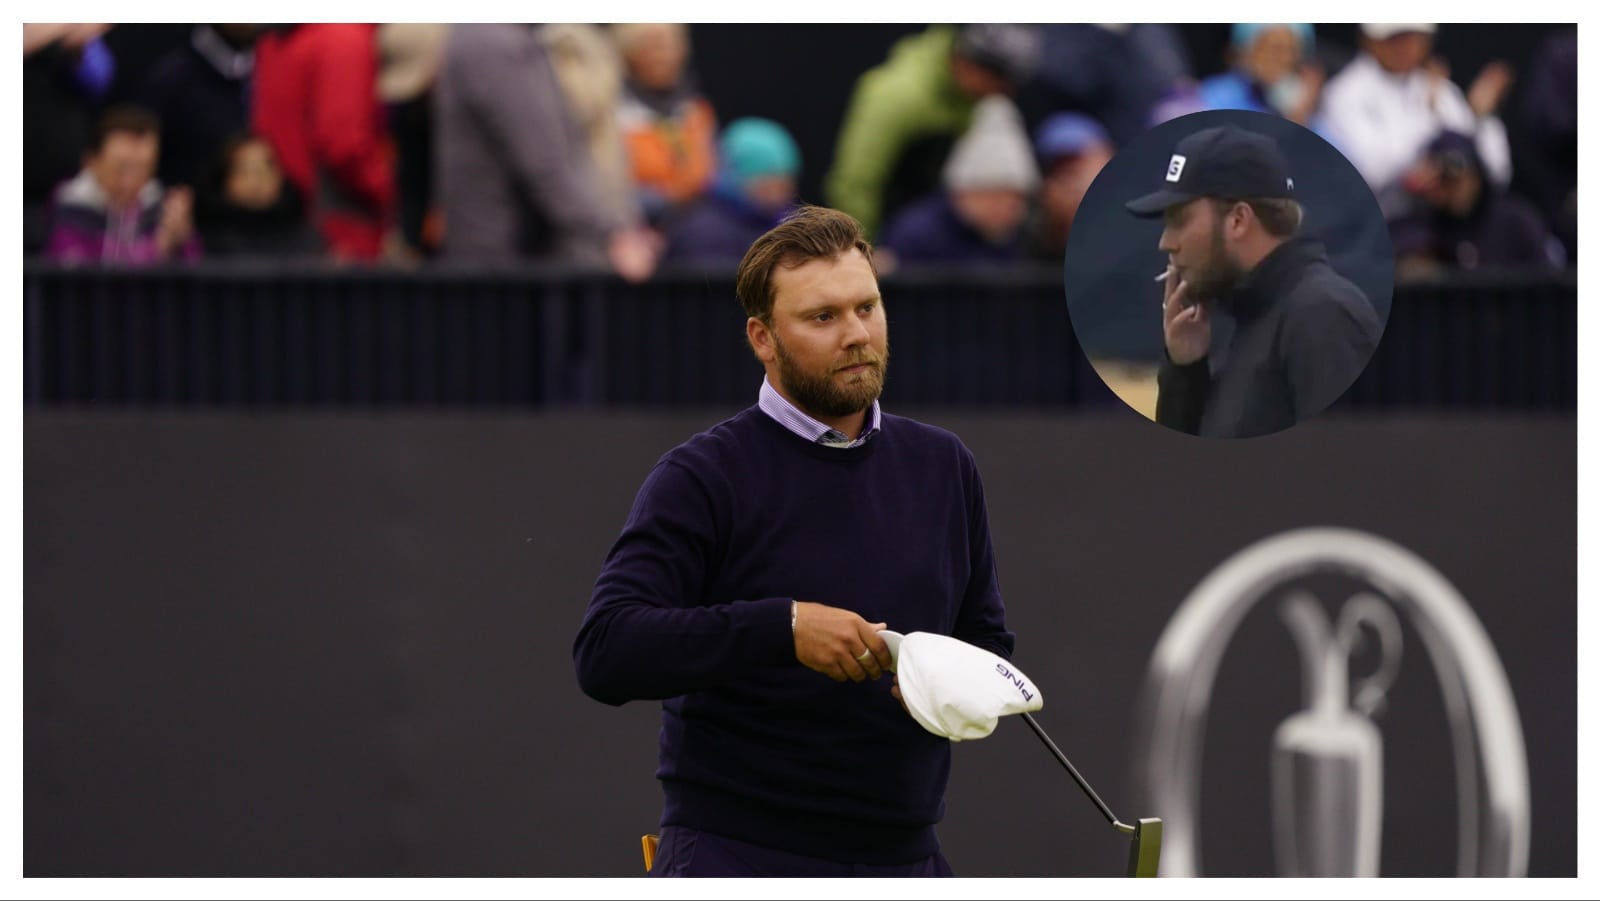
[825,24,1040,239]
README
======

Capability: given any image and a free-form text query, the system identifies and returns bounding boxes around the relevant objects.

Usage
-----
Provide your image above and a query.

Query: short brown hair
[735,205,877,323]
[93,104,161,152]
[1213,196,1303,238]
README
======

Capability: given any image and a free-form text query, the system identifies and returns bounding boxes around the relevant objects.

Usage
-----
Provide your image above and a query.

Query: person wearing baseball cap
[1196,24,1333,140]
[1028,112,1114,260]
[1321,24,1514,218]
[1126,124,1383,438]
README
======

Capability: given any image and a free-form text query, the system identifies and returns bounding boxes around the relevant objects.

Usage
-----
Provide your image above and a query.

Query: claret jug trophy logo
[1131,528,1530,876]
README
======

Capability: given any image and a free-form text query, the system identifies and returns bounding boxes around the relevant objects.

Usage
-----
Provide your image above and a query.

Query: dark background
[25,411,1574,876]
[1063,107,1395,362]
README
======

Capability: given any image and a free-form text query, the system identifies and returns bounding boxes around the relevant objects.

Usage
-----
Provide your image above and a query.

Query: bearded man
[1126,124,1384,438]
[574,204,1015,876]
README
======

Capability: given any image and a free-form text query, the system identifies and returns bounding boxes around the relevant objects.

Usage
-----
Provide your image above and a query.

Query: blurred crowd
[23,23,1575,279]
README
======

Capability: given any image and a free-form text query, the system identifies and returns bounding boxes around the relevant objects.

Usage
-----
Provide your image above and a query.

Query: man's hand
[381,228,422,268]
[155,187,195,257]
[607,225,660,284]
[890,675,909,714]
[1162,269,1210,365]
[793,601,892,683]
[1468,61,1515,119]
[1286,62,1325,126]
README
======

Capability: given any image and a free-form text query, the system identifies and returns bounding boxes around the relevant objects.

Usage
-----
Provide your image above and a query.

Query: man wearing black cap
[1126,124,1384,438]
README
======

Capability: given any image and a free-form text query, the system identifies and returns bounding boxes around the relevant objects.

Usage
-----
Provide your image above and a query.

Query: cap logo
[1287,177,1295,191]
[1166,154,1187,183]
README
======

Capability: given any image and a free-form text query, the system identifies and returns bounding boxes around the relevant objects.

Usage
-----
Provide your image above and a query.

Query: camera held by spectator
[1322,24,1514,218]
[1391,130,1565,275]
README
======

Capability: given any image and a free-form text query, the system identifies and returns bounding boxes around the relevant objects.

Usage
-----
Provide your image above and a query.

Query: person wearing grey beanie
[825,25,1042,239]
[880,96,1040,265]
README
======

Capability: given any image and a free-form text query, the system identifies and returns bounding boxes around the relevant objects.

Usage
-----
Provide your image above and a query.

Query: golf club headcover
[888,631,1044,741]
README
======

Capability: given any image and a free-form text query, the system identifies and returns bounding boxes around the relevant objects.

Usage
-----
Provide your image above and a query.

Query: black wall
[25,411,1575,876]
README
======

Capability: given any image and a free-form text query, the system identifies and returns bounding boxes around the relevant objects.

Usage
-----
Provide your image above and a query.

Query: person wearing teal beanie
[1198,23,1331,137]
[663,117,803,264]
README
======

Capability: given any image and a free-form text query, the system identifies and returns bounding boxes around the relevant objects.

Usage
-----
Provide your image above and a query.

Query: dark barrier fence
[23,263,1575,410]
[1344,270,1578,411]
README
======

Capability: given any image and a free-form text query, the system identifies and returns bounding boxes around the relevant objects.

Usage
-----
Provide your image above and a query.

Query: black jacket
[194,183,325,259]
[137,27,252,189]
[1389,189,1565,270]
[1156,237,1383,438]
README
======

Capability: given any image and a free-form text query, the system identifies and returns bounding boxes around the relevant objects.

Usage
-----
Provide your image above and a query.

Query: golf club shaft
[1020,712,1133,834]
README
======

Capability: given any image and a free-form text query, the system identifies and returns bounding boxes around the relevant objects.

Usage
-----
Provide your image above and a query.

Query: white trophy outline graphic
[1131,527,1531,876]
[1272,590,1401,875]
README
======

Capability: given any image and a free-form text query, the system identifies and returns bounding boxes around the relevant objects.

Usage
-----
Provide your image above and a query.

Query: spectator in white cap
[879,96,1040,266]
[1321,24,1515,219]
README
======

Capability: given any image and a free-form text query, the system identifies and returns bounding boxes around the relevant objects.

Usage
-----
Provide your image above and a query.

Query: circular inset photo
[1063,109,1393,438]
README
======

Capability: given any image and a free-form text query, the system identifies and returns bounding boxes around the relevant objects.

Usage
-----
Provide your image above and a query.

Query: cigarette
[1154,270,1171,283]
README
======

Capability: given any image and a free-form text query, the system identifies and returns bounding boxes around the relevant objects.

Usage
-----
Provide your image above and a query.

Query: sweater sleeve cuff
[742,596,798,665]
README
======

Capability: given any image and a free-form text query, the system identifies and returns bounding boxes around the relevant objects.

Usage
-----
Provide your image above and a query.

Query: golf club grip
[1020,712,1124,830]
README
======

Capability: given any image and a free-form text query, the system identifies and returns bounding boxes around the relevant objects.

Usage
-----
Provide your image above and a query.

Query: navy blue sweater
[574,407,1014,864]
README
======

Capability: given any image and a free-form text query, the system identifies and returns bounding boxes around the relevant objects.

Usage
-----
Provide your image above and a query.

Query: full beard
[774,337,890,419]
[1181,223,1246,306]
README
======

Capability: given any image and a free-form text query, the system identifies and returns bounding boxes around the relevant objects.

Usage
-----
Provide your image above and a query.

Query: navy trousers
[648,826,956,877]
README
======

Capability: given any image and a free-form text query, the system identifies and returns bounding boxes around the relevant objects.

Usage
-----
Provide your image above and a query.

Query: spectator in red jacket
[252,24,396,262]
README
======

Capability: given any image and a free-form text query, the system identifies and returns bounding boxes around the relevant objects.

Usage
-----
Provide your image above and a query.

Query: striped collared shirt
[757,377,882,448]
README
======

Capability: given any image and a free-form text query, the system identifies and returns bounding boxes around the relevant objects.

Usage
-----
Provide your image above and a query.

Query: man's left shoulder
[883,413,977,462]
[884,411,959,440]
[1287,263,1376,317]
[1282,265,1383,345]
